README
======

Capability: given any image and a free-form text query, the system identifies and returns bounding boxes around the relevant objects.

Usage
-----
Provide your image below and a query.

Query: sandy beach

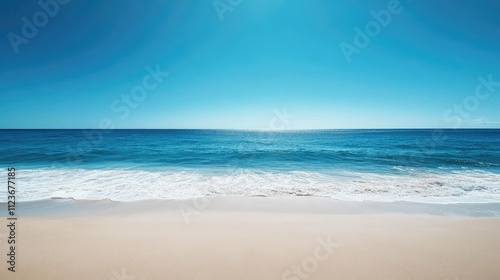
[1,197,500,280]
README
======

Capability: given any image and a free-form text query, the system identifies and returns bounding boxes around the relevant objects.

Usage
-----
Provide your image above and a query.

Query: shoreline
[2,196,500,217]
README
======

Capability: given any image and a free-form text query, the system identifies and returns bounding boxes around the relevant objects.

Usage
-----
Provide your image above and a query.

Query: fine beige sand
[1,197,500,280]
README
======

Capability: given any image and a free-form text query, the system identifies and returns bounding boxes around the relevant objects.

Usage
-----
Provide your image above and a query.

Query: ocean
[1,129,499,203]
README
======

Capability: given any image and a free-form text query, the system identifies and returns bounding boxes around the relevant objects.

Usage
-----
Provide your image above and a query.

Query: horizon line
[1,128,500,130]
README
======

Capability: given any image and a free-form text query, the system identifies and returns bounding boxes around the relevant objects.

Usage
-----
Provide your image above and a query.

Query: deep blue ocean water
[0,129,499,202]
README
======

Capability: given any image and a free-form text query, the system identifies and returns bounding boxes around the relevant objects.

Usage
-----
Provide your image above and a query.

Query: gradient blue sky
[1,0,499,129]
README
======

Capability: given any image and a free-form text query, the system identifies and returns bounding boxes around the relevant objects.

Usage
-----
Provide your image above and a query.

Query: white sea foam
[1,168,500,203]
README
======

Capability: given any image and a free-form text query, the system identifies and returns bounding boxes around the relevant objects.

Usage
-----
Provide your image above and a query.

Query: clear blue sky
[1,0,499,129]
